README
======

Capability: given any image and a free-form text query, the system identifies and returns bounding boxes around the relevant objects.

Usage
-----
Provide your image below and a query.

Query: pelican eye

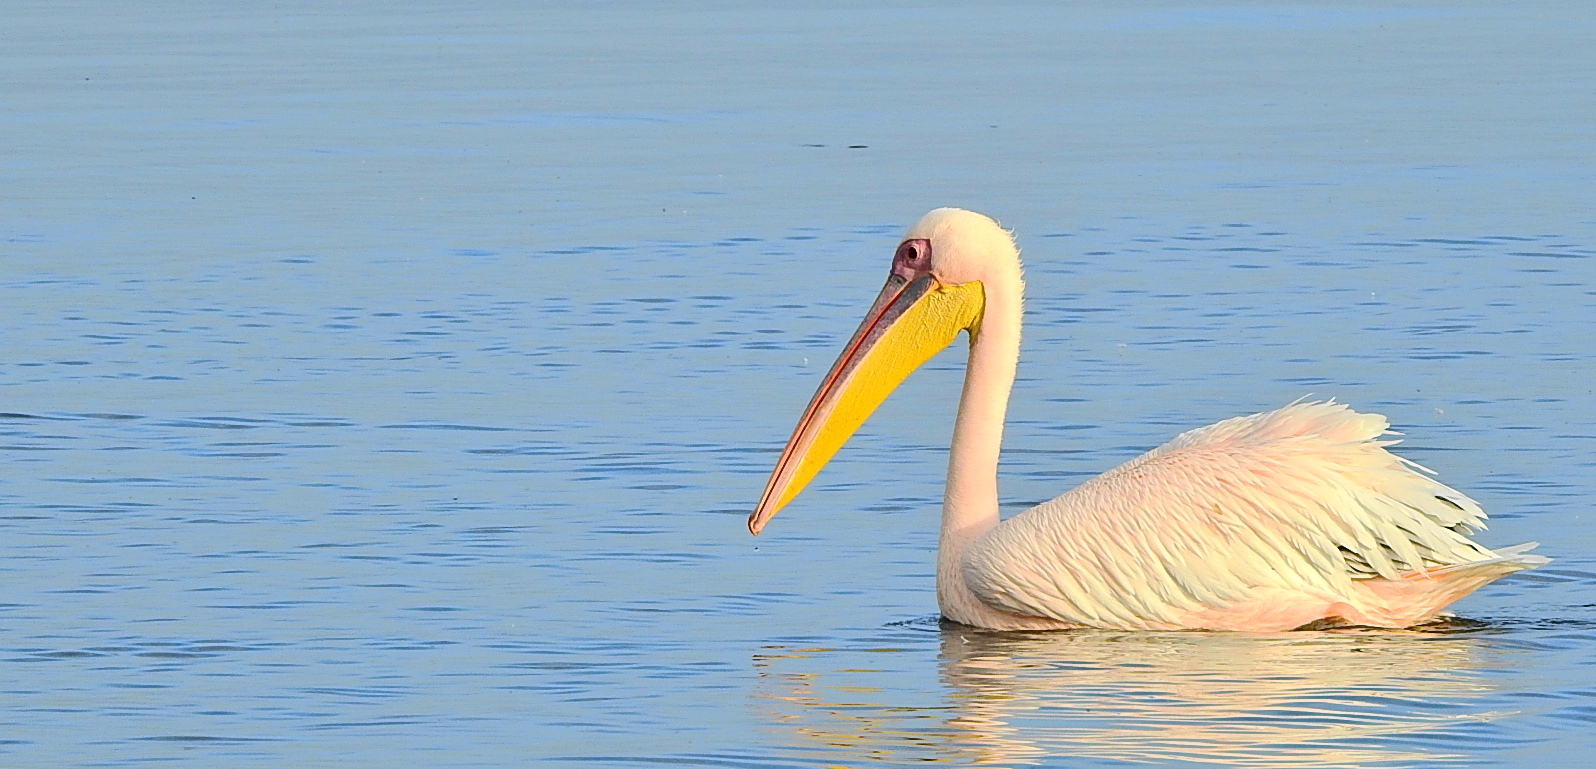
[895,238,931,266]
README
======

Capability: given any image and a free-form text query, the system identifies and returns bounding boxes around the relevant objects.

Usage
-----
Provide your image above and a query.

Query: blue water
[3,1,1593,766]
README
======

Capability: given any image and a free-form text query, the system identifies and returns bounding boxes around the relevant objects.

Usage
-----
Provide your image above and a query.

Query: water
[3,1,1593,766]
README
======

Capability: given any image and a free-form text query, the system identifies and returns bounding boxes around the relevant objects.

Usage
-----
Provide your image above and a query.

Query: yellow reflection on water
[753,624,1508,768]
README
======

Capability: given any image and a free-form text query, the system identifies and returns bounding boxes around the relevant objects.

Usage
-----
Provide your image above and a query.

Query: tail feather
[1434,541,1550,574]
[1353,542,1549,626]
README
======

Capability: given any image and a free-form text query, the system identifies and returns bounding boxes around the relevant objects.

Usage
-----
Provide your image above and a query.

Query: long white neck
[936,272,1023,625]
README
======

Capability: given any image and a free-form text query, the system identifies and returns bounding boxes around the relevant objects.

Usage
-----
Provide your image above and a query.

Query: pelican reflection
[753,623,1509,768]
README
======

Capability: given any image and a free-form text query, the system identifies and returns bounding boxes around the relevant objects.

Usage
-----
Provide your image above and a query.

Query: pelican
[749,208,1548,631]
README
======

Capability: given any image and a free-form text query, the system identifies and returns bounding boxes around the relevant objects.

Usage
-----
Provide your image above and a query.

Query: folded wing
[963,401,1547,630]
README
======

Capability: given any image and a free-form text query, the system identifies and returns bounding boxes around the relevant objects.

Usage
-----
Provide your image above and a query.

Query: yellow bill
[749,259,985,535]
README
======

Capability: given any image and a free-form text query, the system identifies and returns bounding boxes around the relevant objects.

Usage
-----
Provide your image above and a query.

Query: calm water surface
[3,2,1593,767]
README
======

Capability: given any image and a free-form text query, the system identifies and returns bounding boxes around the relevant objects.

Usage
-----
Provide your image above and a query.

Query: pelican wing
[962,401,1536,629]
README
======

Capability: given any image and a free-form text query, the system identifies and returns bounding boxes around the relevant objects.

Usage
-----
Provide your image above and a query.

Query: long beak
[748,270,985,535]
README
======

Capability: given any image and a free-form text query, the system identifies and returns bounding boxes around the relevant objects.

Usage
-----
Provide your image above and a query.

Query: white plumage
[964,401,1544,630]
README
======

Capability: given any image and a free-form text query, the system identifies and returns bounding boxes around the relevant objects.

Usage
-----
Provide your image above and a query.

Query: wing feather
[963,401,1505,629]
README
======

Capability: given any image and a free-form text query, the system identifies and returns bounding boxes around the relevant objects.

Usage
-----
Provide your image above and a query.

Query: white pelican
[749,208,1548,631]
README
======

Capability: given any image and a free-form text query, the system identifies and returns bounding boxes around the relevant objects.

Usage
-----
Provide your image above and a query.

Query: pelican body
[749,208,1547,631]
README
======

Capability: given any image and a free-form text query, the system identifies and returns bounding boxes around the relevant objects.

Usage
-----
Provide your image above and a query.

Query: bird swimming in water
[749,207,1547,631]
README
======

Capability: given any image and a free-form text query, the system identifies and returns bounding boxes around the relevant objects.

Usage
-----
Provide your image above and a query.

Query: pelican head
[749,208,1019,535]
